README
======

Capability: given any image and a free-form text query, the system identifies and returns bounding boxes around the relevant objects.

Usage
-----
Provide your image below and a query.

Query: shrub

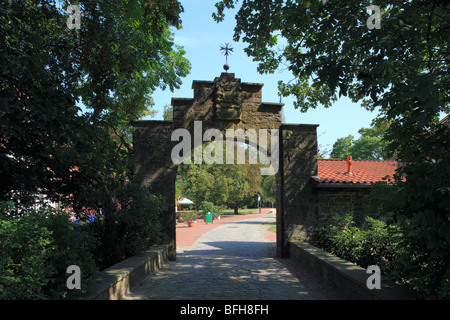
[183,211,197,223]
[317,214,403,272]
[358,217,404,274]
[42,213,99,299]
[92,184,164,269]
[201,201,224,218]
[0,213,54,299]
[212,205,225,218]
[0,184,165,298]
[201,201,215,215]
[0,204,98,299]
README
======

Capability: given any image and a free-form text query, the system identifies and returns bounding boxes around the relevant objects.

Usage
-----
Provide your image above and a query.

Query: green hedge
[317,213,450,299]
[317,214,403,277]
[0,184,164,299]
[0,205,98,299]
[92,184,164,269]
[201,201,224,218]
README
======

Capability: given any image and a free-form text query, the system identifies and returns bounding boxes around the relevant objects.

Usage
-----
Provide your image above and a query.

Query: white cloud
[174,34,218,48]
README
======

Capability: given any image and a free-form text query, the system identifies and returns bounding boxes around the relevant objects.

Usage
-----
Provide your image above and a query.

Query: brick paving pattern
[123,209,342,300]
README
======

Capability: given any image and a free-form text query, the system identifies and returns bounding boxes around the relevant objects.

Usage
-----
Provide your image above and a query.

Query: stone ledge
[82,245,169,300]
[289,241,415,300]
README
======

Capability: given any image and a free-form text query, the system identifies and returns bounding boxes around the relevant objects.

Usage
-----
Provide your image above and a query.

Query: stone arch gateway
[132,73,319,261]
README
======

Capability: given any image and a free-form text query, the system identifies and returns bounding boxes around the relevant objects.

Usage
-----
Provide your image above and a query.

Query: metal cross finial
[220,42,234,72]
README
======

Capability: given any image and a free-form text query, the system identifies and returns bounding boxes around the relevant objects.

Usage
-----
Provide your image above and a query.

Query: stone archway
[132,73,319,261]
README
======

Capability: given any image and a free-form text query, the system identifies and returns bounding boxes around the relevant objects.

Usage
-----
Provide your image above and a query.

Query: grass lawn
[222,208,259,215]
[178,208,259,217]
[265,220,276,233]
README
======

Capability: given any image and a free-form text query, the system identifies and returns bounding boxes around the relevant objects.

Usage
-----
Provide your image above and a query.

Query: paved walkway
[123,209,342,300]
[175,208,277,247]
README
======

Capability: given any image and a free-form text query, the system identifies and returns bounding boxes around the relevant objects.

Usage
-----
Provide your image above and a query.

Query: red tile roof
[317,159,404,184]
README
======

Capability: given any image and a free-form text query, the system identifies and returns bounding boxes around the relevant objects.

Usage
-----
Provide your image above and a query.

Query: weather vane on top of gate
[220,42,234,72]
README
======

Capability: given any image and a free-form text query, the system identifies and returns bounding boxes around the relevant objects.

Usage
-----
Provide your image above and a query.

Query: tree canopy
[213,0,449,161]
[1,0,190,210]
[176,142,268,213]
[330,123,393,160]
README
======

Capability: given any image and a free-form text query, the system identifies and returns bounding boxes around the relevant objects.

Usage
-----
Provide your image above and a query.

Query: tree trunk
[234,206,238,214]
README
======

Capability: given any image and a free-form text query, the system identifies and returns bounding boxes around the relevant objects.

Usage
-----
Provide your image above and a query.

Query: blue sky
[146,0,380,157]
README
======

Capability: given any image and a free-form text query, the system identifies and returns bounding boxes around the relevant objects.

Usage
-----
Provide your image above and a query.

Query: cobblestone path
[123,213,342,300]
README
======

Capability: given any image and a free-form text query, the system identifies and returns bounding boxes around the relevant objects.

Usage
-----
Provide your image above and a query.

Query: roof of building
[316,159,404,185]
[439,115,449,126]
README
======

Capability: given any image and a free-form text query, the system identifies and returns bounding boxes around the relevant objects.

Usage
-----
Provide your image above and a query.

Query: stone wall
[82,245,169,300]
[316,186,386,227]
[289,241,415,300]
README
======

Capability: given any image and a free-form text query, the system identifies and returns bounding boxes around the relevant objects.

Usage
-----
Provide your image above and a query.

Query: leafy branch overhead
[213,0,449,161]
[1,0,190,210]
[214,0,450,299]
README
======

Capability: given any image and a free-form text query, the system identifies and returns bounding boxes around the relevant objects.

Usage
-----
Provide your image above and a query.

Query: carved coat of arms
[213,79,242,121]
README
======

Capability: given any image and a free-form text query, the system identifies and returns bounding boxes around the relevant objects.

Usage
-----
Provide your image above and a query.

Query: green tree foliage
[177,142,262,212]
[1,0,190,211]
[214,0,450,298]
[213,0,449,160]
[330,125,392,160]
[259,174,276,204]
[163,103,174,121]
[330,135,355,159]
[178,163,218,208]
[1,0,190,297]
[380,154,450,299]
[0,202,98,299]
[220,162,252,213]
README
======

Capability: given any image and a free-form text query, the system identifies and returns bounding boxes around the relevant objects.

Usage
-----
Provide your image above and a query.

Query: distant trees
[177,142,275,212]
[329,123,393,160]
[259,174,276,206]
[163,104,174,121]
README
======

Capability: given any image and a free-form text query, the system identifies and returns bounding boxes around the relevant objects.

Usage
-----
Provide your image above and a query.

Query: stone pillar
[278,124,319,257]
[132,120,178,260]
